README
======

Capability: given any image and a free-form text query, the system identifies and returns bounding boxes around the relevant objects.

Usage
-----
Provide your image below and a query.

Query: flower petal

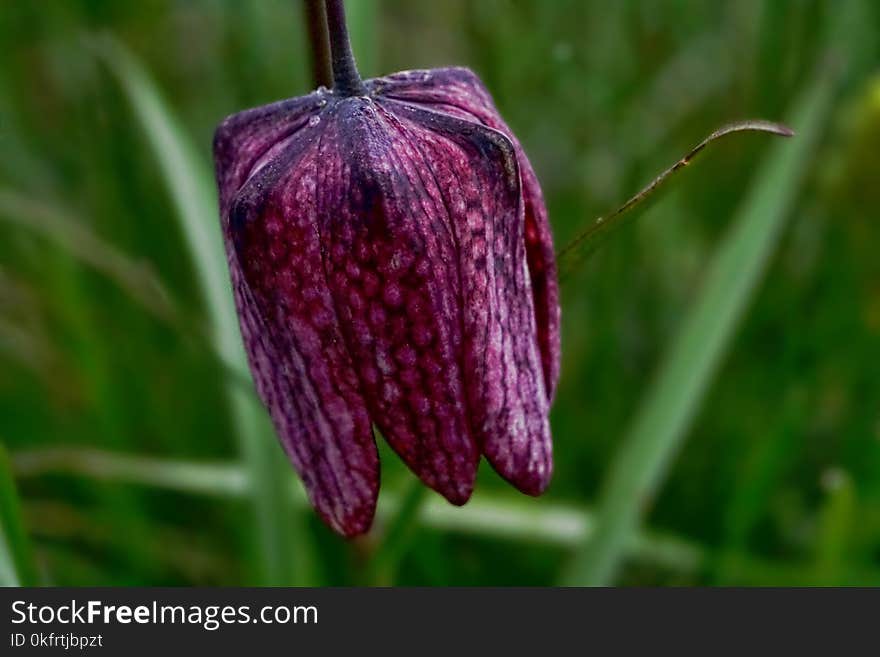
[384,100,553,495]
[315,99,480,505]
[375,68,561,401]
[217,122,380,537]
[519,163,560,401]
[214,92,323,215]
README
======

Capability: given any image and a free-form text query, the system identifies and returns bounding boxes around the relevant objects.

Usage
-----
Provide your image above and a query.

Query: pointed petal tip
[501,466,553,498]
[483,440,554,498]
[332,511,376,539]
[440,479,475,507]
[519,474,553,498]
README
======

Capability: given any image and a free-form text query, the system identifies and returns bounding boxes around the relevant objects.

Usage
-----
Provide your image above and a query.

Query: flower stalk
[325,0,366,96]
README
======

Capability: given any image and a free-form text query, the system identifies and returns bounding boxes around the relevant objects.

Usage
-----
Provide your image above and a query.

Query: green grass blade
[365,478,428,584]
[0,444,39,586]
[0,190,175,321]
[11,446,702,573]
[17,444,880,585]
[560,66,837,586]
[96,36,316,586]
[813,468,856,585]
[95,37,240,364]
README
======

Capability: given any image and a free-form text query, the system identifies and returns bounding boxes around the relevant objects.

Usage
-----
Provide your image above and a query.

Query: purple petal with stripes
[215,106,379,537]
[316,99,479,504]
[374,68,561,401]
[383,100,552,495]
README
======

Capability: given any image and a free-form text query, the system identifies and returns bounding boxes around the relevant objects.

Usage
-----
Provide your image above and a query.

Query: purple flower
[213,4,559,536]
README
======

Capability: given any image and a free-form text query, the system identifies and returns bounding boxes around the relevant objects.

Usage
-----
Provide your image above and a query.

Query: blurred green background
[1,0,879,586]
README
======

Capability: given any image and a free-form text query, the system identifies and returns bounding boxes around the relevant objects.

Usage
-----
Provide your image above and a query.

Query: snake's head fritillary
[215,27,559,539]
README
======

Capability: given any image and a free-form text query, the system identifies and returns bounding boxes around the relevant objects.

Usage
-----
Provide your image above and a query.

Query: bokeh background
[1,0,879,586]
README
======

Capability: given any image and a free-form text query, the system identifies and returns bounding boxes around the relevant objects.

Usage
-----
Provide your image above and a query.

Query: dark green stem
[325,0,366,96]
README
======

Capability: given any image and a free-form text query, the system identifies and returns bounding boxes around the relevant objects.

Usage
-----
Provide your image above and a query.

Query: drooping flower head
[213,0,560,536]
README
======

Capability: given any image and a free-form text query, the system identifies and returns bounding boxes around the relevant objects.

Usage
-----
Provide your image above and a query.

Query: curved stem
[303,0,333,88]
[556,120,794,279]
[325,0,366,96]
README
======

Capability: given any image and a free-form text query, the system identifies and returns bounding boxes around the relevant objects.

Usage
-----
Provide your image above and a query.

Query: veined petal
[214,92,324,215]
[375,68,561,400]
[218,122,380,537]
[518,162,560,401]
[317,99,480,504]
[384,100,553,495]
